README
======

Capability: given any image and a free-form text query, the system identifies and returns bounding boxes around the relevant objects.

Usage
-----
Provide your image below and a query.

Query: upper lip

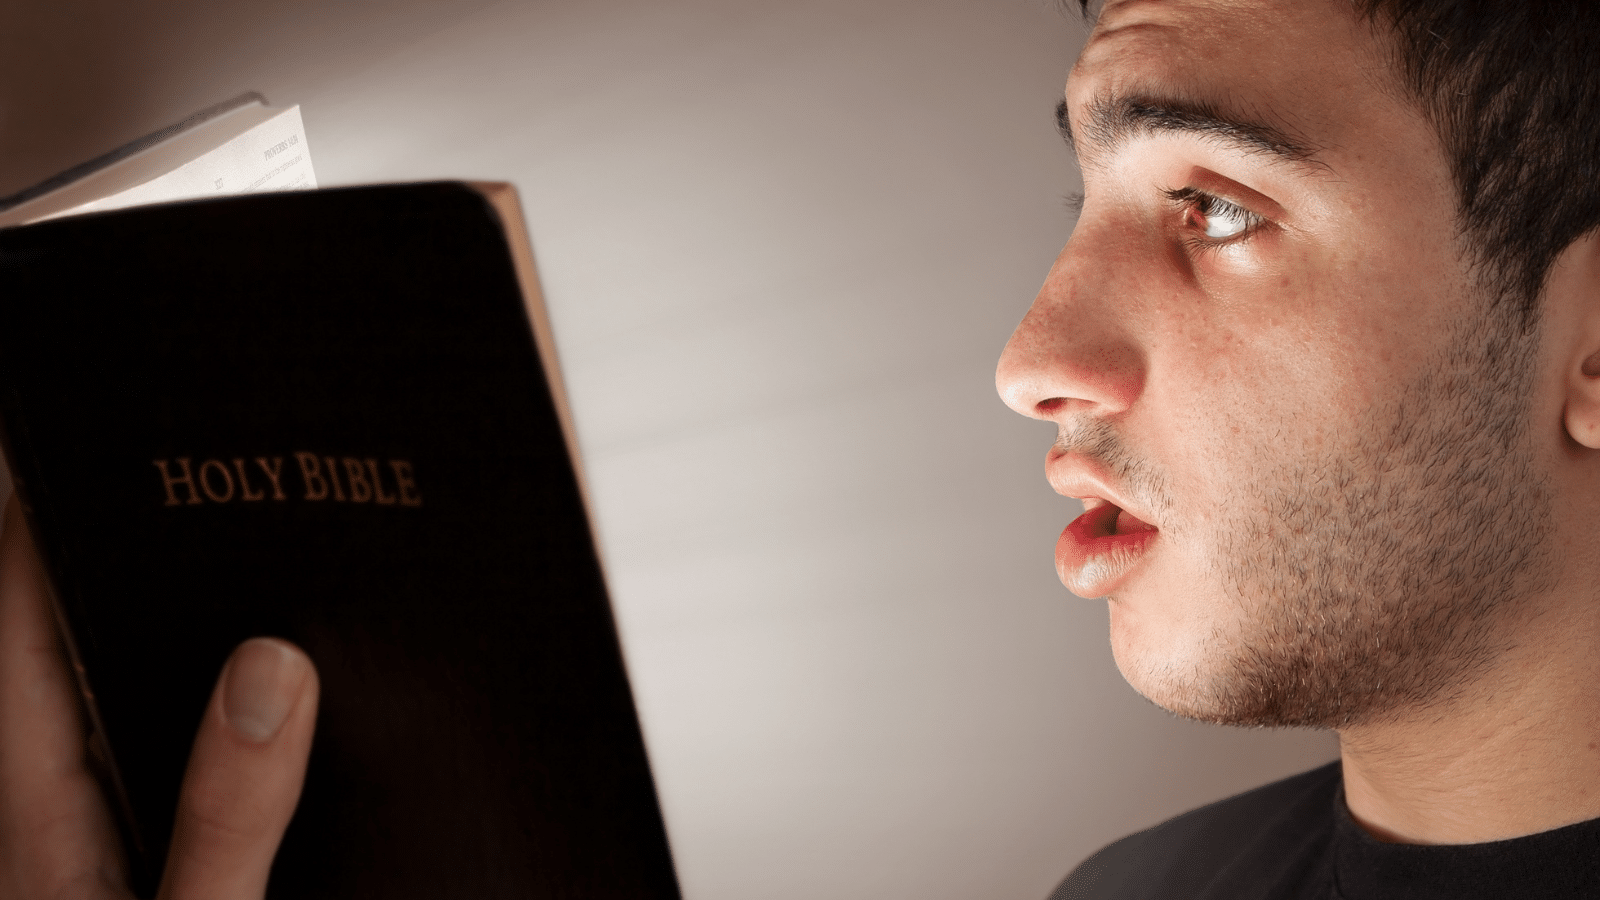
[1046,450,1157,527]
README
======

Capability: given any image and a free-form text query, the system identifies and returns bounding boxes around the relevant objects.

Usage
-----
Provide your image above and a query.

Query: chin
[1111,644,1263,727]
[1106,595,1213,716]
[1106,591,1271,727]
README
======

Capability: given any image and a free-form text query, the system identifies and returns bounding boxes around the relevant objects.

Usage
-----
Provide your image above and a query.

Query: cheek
[1202,244,1432,430]
[1289,211,1468,398]
[1140,290,1358,528]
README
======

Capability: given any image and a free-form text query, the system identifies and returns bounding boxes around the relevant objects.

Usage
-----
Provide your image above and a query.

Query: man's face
[996,0,1560,728]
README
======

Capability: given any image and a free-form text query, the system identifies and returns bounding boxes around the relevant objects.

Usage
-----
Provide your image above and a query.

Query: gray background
[1,1,1337,897]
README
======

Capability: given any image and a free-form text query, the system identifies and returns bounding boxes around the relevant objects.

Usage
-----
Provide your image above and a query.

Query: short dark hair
[1075,0,1600,328]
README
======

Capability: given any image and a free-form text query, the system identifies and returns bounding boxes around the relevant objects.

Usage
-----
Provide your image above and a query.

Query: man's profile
[997,0,1600,895]
[3,0,1600,897]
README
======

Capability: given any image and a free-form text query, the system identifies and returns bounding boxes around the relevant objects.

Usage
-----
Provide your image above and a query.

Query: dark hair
[1076,1,1600,328]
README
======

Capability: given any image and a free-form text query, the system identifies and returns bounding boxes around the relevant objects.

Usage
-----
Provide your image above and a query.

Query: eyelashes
[1163,186,1265,247]
[1063,185,1272,256]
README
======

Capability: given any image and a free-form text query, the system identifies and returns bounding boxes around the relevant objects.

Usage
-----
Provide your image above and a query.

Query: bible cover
[0,183,681,899]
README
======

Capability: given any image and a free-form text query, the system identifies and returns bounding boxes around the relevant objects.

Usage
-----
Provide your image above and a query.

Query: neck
[1338,612,1600,845]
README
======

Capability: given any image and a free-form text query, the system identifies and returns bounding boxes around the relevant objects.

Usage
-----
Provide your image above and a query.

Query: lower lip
[1055,502,1158,598]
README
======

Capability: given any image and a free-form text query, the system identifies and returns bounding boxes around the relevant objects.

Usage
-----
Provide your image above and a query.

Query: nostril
[1036,397,1072,415]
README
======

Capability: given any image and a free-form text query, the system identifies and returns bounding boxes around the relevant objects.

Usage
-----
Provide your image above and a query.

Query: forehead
[1067,0,1406,173]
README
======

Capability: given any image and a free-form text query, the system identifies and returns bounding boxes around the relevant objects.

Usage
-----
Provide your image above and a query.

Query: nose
[995,229,1146,422]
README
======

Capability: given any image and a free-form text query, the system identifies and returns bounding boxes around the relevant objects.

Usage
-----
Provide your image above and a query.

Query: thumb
[158,638,318,900]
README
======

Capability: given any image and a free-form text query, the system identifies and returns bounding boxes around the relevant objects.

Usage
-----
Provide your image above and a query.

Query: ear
[1557,231,1600,448]
[1573,350,1600,449]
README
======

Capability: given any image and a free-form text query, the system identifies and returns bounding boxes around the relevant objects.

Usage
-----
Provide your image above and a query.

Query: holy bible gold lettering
[152,454,422,506]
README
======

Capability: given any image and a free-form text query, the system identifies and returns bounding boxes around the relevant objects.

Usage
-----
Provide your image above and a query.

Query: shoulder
[1047,761,1342,900]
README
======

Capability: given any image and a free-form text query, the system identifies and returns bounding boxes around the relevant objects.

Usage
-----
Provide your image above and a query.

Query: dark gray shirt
[1051,761,1600,899]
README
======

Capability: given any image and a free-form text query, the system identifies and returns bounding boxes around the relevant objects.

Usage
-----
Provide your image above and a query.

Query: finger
[158,638,318,900]
[0,496,128,899]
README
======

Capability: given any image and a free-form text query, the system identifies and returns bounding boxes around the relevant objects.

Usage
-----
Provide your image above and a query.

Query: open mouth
[1077,499,1157,537]
[1056,499,1159,598]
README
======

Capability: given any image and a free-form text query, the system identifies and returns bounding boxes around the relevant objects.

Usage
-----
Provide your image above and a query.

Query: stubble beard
[1165,294,1560,730]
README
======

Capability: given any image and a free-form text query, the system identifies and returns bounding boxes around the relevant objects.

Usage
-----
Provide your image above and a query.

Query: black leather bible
[0,183,681,899]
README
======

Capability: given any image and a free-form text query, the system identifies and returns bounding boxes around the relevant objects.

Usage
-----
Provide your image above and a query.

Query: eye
[1195,197,1252,239]
[1164,187,1263,244]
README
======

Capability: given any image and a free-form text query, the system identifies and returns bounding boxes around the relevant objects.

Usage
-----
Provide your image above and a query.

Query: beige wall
[1,1,1337,897]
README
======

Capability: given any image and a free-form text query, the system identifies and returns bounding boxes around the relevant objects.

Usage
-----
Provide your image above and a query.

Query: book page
[63,105,317,218]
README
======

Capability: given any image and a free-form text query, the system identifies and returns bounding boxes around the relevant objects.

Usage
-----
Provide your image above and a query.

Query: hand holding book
[0,180,680,895]
[0,499,318,900]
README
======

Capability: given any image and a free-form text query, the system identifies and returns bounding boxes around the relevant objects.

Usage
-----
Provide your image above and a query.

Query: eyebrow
[1057,95,1326,172]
